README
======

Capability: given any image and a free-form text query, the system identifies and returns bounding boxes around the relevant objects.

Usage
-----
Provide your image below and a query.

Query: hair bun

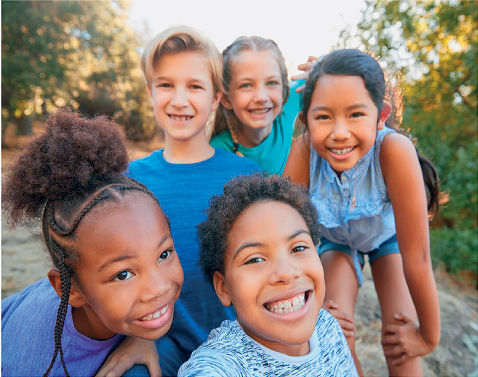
[2,107,129,225]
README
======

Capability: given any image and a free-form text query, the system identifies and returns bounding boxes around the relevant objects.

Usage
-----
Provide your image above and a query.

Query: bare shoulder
[380,132,419,179]
[283,133,310,188]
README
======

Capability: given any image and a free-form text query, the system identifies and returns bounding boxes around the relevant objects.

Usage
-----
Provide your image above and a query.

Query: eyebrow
[311,103,369,112]
[153,76,208,85]
[97,235,171,273]
[231,229,311,261]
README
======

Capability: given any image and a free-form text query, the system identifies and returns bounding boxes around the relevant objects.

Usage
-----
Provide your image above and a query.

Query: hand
[322,299,355,338]
[382,312,434,366]
[290,56,322,93]
[95,337,161,377]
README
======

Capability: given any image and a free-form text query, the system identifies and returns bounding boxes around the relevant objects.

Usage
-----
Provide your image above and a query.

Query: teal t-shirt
[210,80,302,176]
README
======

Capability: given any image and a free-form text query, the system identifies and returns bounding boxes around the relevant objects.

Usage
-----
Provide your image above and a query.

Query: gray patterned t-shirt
[177,309,358,377]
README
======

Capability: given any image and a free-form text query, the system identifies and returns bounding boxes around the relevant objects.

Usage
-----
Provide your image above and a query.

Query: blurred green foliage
[1,0,156,140]
[341,0,477,279]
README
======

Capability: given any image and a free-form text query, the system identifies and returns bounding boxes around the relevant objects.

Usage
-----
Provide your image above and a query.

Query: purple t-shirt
[2,278,123,376]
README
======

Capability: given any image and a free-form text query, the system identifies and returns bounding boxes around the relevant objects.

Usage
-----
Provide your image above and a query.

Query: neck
[162,137,215,164]
[72,306,116,340]
[236,122,273,148]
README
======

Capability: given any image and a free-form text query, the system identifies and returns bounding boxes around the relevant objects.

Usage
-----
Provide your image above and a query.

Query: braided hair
[2,108,163,376]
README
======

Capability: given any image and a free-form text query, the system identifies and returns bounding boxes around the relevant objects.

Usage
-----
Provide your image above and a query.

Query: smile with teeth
[331,146,355,155]
[169,115,193,121]
[141,304,169,321]
[249,108,270,115]
[264,292,307,314]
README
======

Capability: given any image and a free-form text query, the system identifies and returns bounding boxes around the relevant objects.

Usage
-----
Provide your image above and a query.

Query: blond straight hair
[141,25,223,94]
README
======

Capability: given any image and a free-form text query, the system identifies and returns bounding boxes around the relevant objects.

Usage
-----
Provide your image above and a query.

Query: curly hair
[1,108,165,377]
[198,173,321,285]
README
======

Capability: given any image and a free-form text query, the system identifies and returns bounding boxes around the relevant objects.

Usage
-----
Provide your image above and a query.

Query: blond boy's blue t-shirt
[124,148,260,377]
[210,80,302,176]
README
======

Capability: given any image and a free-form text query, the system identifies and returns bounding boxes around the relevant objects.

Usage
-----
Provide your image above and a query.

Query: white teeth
[170,115,192,121]
[265,292,307,314]
[331,147,354,155]
[249,108,269,115]
[141,304,169,321]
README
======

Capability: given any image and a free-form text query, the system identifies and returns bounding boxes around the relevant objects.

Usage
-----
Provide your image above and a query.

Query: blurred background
[1,0,476,284]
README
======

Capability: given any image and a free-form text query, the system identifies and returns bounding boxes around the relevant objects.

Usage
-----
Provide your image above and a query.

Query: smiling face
[222,50,283,145]
[70,193,183,341]
[307,74,385,176]
[148,51,220,146]
[214,201,324,356]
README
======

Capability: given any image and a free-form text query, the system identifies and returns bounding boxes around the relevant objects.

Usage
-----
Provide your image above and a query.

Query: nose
[139,269,172,303]
[253,84,268,102]
[170,87,188,109]
[268,254,301,285]
[331,118,351,140]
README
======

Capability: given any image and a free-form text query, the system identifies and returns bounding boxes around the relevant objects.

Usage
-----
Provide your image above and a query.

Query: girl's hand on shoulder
[291,56,322,92]
[382,312,435,365]
[322,299,355,338]
[95,337,161,377]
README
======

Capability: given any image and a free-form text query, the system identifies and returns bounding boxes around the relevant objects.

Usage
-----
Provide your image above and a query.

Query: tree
[339,0,477,277]
[1,0,155,140]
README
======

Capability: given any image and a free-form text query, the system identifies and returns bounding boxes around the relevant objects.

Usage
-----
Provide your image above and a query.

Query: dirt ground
[2,136,477,377]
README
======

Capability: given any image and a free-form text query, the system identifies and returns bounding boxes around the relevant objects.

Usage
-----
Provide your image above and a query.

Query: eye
[159,250,172,261]
[350,112,365,118]
[291,245,308,253]
[157,83,171,88]
[190,84,204,90]
[244,257,264,265]
[239,83,251,89]
[315,114,330,120]
[267,80,280,86]
[113,271,133,281]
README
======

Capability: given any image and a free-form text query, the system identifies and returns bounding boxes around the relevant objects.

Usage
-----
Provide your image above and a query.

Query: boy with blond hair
[112,26,260,376]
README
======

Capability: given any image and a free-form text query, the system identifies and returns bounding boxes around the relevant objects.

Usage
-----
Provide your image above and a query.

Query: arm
[95,337,161,377]
[380,133,441,359]
[283,133,311,188]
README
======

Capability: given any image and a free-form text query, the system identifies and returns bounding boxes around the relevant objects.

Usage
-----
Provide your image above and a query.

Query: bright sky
[128,0,366,77]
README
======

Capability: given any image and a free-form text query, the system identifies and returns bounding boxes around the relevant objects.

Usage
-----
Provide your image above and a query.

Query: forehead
[311,74,374,104]
[228,201,307,243]
[231,50,281,75]
[153,51,211,77]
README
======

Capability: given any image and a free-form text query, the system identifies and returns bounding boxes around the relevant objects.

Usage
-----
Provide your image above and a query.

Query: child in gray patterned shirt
[178,173,358,376]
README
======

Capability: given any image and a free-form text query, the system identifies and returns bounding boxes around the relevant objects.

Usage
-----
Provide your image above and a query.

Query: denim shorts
[318,234,399,268]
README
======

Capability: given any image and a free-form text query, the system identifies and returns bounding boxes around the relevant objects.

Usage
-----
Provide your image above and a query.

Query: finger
[394,312,411,323]
[341,329,355,338]
[95,360,116,377]
[104,358,135,377]
[323,299,339,309]
[145,360,162,377]
[385,324,400,334]
[290,72,308,81]
[392,352,410,366]
[295,84,305,93]
[337,319,355,331]
[384,344,404,358]
[382,333,399,345]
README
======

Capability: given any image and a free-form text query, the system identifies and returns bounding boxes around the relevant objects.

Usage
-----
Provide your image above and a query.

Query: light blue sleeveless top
[309,127,397,283]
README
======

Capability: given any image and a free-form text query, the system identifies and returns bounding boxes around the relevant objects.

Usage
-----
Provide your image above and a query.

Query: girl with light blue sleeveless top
[283,49,441,377]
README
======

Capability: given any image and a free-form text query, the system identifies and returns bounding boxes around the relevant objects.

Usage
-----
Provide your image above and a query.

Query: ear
[220,93,233,110]
[213,271,232,306]
[298,111,309,137]
[211,91,222,112]
[146,84,153,99]
[378,103,392,130]
[47,269,87,308]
